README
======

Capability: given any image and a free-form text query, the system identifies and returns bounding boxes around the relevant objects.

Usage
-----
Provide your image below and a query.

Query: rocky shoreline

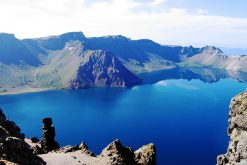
[217,90,247,165]
[0,108,156,165]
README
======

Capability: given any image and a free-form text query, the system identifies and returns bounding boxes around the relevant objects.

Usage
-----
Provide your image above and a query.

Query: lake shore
[0,86,50,95]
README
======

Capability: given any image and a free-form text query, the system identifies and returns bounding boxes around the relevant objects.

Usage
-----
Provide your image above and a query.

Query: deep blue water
[1,79,247,165]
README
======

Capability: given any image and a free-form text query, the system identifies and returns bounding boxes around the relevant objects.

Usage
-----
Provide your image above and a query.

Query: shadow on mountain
[140,67,247,84]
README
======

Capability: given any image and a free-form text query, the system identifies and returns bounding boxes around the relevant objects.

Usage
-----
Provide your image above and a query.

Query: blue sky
[0,0,246,48]
[162,0,247,17]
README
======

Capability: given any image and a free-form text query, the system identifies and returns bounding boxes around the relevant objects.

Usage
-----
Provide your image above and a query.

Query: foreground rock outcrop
[0,108,45,165]
[38,139,156,165]
[0,108,156,165]
[217,90,247,165]
[30,135,156,165]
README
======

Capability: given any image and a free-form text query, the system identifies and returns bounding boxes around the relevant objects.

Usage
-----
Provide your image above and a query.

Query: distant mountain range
[0,31,246,94]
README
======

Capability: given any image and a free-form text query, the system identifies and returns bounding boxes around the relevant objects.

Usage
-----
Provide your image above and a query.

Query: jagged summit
[201,45,224,54]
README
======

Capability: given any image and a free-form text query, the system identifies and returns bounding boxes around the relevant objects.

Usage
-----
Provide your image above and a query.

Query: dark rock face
[0,108,45,165]
[41,118,59,153]
[217,90,247,165]
[69,50,142,89]
[179,46,201,58]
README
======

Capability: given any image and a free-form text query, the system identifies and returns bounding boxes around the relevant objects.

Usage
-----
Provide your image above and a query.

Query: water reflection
[140,67,247,84]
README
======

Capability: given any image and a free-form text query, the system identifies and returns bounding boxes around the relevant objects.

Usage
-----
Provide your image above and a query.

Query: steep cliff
[69,50,142,89]
[217,90,247,165]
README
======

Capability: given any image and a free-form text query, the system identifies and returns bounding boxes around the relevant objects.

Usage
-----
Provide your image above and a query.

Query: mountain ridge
[0,31,246,94]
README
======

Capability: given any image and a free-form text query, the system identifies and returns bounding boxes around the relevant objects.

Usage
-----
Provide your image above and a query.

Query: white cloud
[0,0,246,47]
[151,0,167,6]
[197,9,209,14]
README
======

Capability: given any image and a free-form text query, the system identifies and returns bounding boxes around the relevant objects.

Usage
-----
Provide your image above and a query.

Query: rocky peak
[0,108,6,121]
[180,45,202,58]
[201,46,223,55]
[98,139,156,165]
[0,108,24,140]
[59,31,86,42]
[100,139,136,165]
[134,144,156,165]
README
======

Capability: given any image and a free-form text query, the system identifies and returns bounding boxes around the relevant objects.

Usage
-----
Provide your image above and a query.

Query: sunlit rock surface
[217,90,247,165]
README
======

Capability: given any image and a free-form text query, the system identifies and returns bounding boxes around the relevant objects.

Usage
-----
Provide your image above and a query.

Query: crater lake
[1,77,247,165]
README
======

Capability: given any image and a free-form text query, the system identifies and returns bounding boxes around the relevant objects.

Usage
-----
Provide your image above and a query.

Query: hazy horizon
[0,0,247,48]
